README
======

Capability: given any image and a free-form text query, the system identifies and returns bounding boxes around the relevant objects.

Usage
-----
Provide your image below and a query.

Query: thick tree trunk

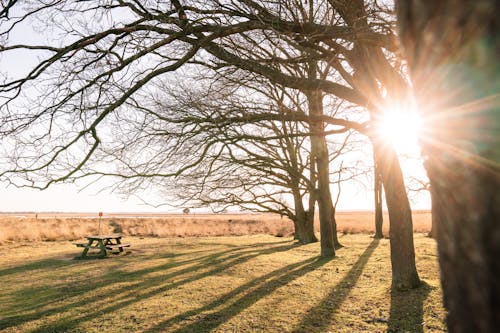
[430,164,500,333]
[308,89,335,258]
[305,56,335,257]
[374,143,421,290]
[374,150,384,238]
[293,188,318,244]
[315,144,335,258]
[427,215,435,238]
[307,152,317,232]
[397,1,500,330]
[292,219,300,240]
[337,0,419,289]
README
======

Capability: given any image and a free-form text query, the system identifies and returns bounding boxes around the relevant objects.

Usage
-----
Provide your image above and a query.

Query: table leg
[81,239,94,258]
[116,238,124,252]
[97,240,107,257]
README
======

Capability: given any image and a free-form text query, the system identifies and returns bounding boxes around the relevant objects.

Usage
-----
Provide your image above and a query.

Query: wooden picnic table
[75,234,130,258]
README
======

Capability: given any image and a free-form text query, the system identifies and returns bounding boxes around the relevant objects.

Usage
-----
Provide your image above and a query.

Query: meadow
[0,211,445,332]
[0,211,432,243]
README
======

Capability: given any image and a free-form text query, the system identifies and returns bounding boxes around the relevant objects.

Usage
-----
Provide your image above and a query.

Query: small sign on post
[98,212,103,235]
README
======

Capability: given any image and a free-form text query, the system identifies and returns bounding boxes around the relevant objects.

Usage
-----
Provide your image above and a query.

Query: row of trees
[0,0,419,289]
[1,0,498,330]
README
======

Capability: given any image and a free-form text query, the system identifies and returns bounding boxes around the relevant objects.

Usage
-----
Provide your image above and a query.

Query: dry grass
[336,210,431,235]
[0,234,446,332]
[0,211,432,244]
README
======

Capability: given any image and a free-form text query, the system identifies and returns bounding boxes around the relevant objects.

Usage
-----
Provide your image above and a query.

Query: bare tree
[397,0,500,331]
[0,0,420,287]
[164,81,321,244]
[145,73,362,246]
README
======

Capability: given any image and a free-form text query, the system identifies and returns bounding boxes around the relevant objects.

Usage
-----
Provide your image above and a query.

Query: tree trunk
[427,214,435,238]
[430,164,500,332]
[292,219,300,240]
[308,89,335,258]
[374,142,421,290]
[293,187,318,244]
[337,0,419,290]
[397,1,500,330]
[374,150,384,238]
[330,205,343,249]
[307,151,317,235]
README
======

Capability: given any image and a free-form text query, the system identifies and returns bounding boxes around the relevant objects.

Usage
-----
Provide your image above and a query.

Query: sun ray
[375,108,422,156]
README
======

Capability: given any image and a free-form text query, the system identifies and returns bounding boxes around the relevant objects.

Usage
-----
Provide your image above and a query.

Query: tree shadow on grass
[0,240,298,332]
[145,256,332,333]
[291,239,380,332]
[388,281,432,333]
[0,258,78,278]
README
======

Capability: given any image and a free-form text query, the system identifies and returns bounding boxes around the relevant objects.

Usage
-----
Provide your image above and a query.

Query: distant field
[0,234,446,332]
[0,211,431,244]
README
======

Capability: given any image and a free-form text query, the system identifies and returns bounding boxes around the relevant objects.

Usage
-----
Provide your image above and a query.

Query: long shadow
[388,282,432,333]
[3,242,295,329]
[118,240,294,280]
[26,243,298,332]
[2,241,297,332]
[0,258,79,278]
[291,239,380,332]
[168,257,332,333]
[3,239,292,314]
[1,245,244,321]
[0,239,290,278]
[194,240,292,248]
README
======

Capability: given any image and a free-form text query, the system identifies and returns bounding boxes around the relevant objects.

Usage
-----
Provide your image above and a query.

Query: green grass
[0,234,446,332]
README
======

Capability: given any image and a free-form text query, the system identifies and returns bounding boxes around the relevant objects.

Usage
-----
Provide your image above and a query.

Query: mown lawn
[0,234,446,332]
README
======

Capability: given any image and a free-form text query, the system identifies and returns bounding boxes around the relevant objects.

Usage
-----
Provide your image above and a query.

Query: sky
[0,182,373,213]
[0,165,430,213]
[0,182,171,213]
[0,4,431,213]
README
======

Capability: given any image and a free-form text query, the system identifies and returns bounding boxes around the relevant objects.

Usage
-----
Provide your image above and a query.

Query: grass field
[0,233,446,332]
[0,211,432,243]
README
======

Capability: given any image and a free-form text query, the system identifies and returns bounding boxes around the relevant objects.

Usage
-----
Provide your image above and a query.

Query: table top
[86,234,123,240]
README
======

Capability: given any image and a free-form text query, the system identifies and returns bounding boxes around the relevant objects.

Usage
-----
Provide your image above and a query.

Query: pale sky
[0,167,430,213]
[0,182,374,213]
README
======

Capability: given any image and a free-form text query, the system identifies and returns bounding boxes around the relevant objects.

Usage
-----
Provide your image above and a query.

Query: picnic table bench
[75,234,130,258]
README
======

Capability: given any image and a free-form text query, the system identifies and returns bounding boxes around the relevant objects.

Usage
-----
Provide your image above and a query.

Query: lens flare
[377,109,422,155]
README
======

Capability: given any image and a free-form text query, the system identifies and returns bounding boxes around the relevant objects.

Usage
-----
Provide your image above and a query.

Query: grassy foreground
[0,234,446,332]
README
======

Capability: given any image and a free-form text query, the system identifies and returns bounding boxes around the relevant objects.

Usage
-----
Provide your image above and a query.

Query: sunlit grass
[0,211,432,243]
[0,234,446,332]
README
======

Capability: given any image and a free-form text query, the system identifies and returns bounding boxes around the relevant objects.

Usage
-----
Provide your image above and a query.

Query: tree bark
[397,1,500,330]
[427,214,435,239]
[307,89,335,257]
[292,187,318,244]
[292,219,300,240]
[335,0,420,289]
[374,149,384,238]
[307,151,317,235]
[336,0,420,289]
[374,142,421,290]
[330,205,343,249]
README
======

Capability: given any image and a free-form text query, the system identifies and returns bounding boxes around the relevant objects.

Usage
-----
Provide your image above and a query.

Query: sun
[376,108,422,155]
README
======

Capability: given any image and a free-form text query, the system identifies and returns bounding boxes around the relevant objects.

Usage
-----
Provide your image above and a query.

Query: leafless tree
[0,0,420,288]
[161,79,321,244]
[133,72,365,246]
